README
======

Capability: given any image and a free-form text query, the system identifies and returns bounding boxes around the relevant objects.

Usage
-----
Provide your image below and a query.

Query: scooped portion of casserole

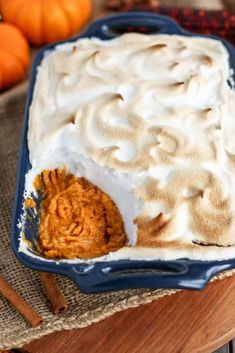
[24,33,235,261]
[35,169,126,259]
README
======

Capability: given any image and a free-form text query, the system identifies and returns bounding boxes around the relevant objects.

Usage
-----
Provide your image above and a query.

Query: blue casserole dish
[11,12,235,293]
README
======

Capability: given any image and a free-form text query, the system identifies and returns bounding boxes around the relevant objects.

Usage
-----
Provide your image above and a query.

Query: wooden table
[23,275,235,353]
[21,2,235,352]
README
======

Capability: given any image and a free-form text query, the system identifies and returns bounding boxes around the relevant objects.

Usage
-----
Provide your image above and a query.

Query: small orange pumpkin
[0,22,30,90]
[1,0,92,46]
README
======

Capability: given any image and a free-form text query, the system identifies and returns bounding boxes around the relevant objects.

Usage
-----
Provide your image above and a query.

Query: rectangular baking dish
[11,12,235,293]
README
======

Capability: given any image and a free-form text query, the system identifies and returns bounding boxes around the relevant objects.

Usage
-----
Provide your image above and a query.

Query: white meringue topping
[25,33,235,261]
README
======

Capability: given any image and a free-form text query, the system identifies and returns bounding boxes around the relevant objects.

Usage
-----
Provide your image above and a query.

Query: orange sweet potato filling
[25,197,36,208]
[36,169,127,259]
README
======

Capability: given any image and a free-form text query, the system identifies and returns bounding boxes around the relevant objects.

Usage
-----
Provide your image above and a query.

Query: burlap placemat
[1,14,235,349]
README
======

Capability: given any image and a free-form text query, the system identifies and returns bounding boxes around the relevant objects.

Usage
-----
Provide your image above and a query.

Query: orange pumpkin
[1,0,92,46]
[0,23,29,90]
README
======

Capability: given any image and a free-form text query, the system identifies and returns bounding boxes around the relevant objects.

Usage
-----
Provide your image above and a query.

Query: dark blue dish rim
[11,12,235,293]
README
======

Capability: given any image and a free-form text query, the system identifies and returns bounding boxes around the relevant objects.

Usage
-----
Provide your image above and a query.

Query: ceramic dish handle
[69,260,232,293]
[84,12,183,40]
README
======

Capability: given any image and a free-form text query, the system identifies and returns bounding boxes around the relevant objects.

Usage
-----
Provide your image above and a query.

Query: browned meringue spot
[192,239,234,247]
[67,114,76,125]
[171,81,185,88]
[36,169,126,259]
[136,43,167,55]
[136,213,172,246]
[148,43,167,51]
[202,55,213,66]
[171,61,180,68]
[89,49,100,59]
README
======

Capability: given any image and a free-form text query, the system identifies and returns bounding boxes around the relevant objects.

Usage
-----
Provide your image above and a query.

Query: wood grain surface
[22,2,235,353]
[23,275,235,353]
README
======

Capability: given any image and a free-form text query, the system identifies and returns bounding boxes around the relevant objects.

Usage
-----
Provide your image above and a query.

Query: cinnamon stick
[0,276,43,327]
[39,272,68,315]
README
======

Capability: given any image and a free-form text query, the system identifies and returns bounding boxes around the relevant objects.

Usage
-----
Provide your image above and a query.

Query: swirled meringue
[26,33,235,261]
